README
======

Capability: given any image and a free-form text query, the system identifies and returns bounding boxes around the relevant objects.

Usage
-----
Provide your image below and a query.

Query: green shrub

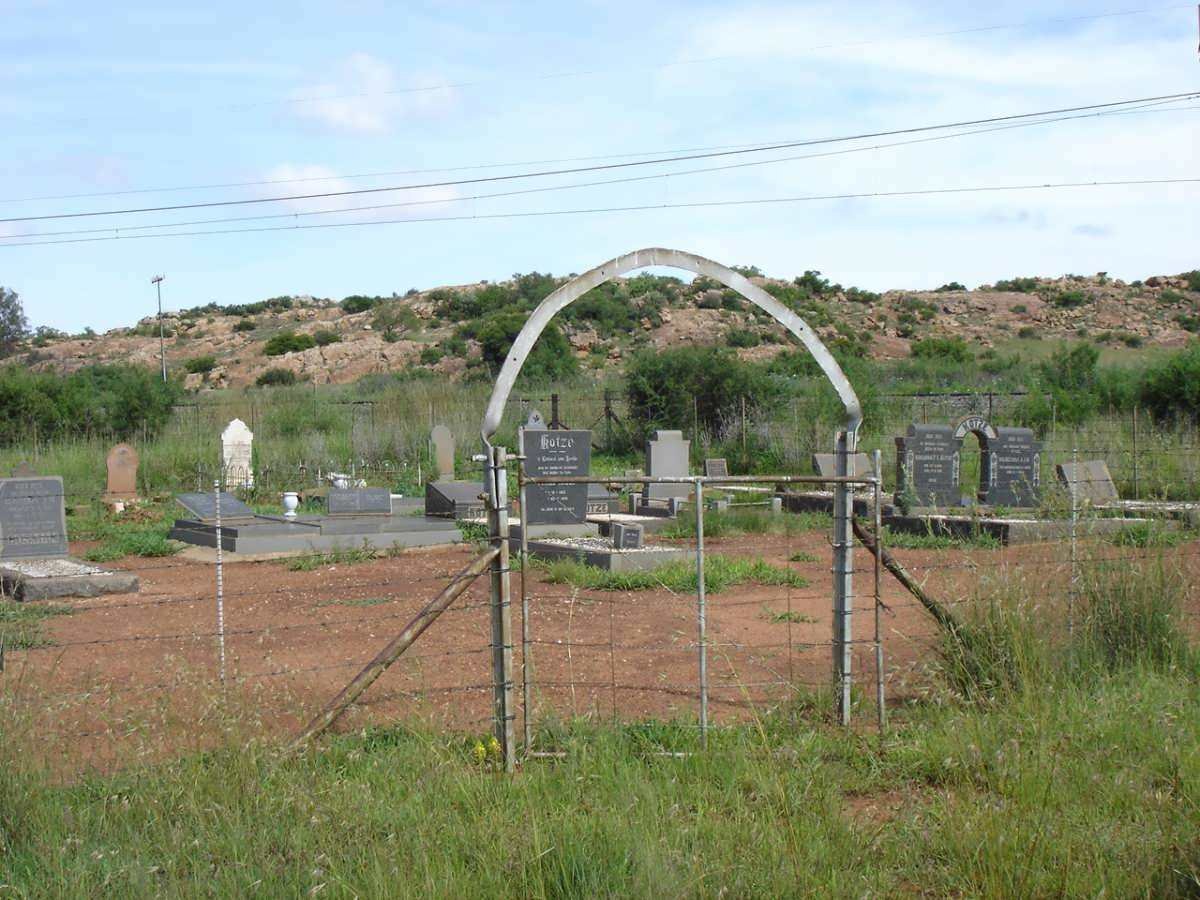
[725,328,760,348]
[419,346,443,365]
[341,296,380,314]
[910,336,971,363]
[1174,314,1200,333]
[263,331,316,356]
[993,277,1039,293]
[1160,289,1186,304]
[313,328,341,347]
[474,311,576,382]
[1011,304,1027,314]
[1139,343,1200,423]
[935,282,966,292]
[1048,289,1090,309]
[1184,270,1200,291]
[183,355,217,374]
[256,367,298,387]
[625,346,781,438]
[0,364,180,445]
[232,319,257,333]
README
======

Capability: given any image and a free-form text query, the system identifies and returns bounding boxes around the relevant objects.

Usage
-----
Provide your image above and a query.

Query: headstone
[586,482,614,515]
[520,425,591,525]
[0,477,68,560]
[221,418,254,488]
[770,496,783,514]
[176,491,257,523]
[327,487,392,516]
[980,427,1041,507]
[894,424,962,507]
[704,458,729,479]
[645,430,691,501]
[10,461,35,477]
[105,443,139,499]
[611,522,645,550]
[430,425,455,481]
[1055,460,1119,504]
[424,480,487,519]
[811,452,875,481]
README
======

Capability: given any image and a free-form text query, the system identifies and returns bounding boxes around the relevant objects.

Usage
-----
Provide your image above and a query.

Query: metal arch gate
[477,248,867,771]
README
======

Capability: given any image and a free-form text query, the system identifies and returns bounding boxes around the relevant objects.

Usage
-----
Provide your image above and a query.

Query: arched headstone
[221,419,254,488]
[105,443,139,500]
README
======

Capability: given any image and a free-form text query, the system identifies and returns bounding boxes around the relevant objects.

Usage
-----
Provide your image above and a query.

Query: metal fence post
[213,479,227,686]
[518,455,533,755]
[487,446,516,772]
[872,449,885,731]
[694,477,708,747]
[832,429,856,725]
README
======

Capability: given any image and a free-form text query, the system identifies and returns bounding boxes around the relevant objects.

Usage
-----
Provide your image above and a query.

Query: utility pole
[151,275,166,382]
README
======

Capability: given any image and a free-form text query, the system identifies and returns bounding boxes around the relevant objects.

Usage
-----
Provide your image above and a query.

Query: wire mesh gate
[478,455,885,770]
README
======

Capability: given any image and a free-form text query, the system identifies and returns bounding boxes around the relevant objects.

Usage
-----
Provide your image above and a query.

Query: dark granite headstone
[175,492,256,522]
[611,522,645,550]
[586,482,614,515]
[521,427,591,525]
[327,487,392,516]
[424,481,487,519]
[1055,460,1119,504]
[0,477,68,560]
[894,425,962,507]
[704,458,729,479]
[980,427,1041,507]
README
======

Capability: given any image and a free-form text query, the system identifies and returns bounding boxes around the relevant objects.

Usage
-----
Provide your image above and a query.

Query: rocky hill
[21,269,1200,389]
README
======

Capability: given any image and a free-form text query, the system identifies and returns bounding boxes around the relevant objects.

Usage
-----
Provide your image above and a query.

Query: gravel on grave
[529,537,679,554]
[2,558,110,578]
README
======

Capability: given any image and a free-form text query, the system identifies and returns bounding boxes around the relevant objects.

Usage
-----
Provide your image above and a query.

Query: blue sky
[2,0,1196,331]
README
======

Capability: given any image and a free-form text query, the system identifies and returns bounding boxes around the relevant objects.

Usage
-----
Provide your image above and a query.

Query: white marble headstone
[221,418,254,488]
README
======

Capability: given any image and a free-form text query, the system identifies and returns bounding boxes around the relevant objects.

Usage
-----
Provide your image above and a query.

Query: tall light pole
[151,274,166,382]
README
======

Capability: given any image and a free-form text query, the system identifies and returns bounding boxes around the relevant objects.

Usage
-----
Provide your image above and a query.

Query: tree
[0,287,28,357]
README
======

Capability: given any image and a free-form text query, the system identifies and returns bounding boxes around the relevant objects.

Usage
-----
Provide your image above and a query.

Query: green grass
[881,525,1002,550]
[539,554,809,593]
[0,601,73,649]
[787,550,817,562]
[1109,520,1189,548]
[659,507,831,539]
[315,596,391,608]
[0,556,1196,896]
[286,544,398,572]
[75,506,182,563]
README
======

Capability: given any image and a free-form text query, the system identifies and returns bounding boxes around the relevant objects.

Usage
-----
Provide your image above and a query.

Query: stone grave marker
[176,491,257,523]
[704,458,729,479]
[105,443,139,500]
[645,430,691,501]
[0,476,69,560]
[430,425,455,481]
[611,521,645,550]
[221,418,254,488]
[980,427,1041,507]
[520,418,591,525]
[1055,460,1119,504]
[894,424,962,507]
[11,461,35,477]
[811,452,875,482]
[328,487,393,516]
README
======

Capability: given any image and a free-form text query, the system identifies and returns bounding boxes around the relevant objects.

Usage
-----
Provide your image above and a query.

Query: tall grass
[538,554,808,593]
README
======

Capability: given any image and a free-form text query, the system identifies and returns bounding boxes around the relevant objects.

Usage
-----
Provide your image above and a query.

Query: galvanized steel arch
[481,247,862,451]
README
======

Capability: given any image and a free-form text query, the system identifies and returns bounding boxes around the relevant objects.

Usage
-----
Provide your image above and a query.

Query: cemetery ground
[1,504,1198,895]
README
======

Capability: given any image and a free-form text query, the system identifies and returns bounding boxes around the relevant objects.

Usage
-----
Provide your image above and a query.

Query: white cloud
[289,53,457,134]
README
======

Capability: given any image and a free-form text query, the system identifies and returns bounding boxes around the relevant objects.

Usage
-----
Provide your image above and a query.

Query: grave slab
[524,537,694,572]
[704,458,729,478]
[175,492,257,523]
[327,487,392,516]
[0,558,140,601]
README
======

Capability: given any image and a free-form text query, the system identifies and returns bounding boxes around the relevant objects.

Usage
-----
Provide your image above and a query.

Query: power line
[2,89,1195,226]
[6,100,1195,242]
[3,177,1193,249]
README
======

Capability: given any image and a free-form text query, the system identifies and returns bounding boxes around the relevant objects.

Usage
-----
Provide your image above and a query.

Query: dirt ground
[6,530,1198,774]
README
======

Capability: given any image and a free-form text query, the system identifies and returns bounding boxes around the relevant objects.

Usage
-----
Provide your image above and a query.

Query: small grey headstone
[704,458,729,479]
[611,522,645,550]
[770,496,783,514]
[1055,460,1119,504]
[645,430,691,500]
[11,461,35,477]
[175,492,256,522]
[628,492,642,514]
[811,452,875,480]
[430,425,455,481]
[0,477,68,560]
[524,409,547,431]
[327,487,392,516]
